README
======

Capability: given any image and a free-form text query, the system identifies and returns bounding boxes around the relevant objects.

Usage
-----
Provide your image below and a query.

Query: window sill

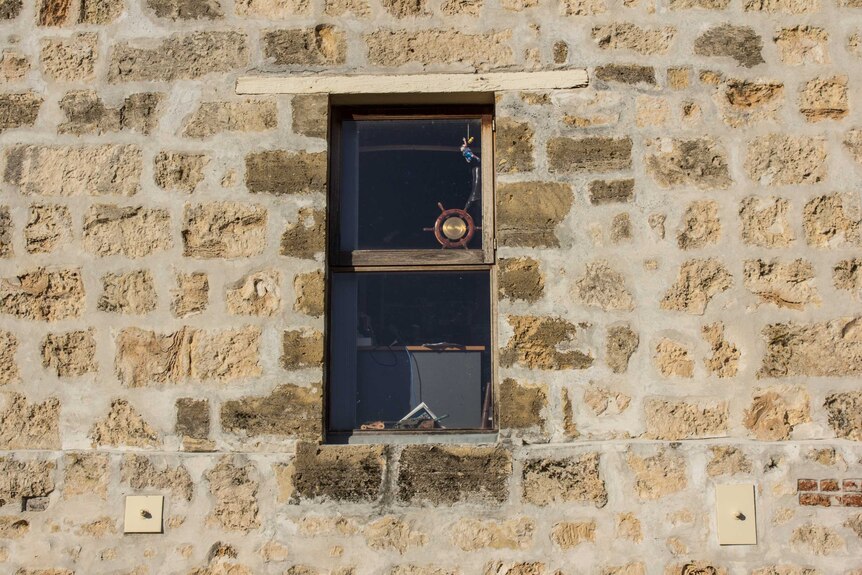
[327,431,499,445]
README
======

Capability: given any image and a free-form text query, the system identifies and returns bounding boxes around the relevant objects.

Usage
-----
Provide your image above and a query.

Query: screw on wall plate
[735,512,746,521]
[141,510,152,519]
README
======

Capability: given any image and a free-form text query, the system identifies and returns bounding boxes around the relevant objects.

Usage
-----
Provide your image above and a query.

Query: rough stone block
[221,384,321,439]
[739,196,793,248]
[205,456,260,532]
[694,24,764,67]
[745,134,827,186]
[364,29,513,69]
[291,442,386,502]
[594,64,656,86]
[804,193,860,247]
[702,323,739,377]
[560,0,604,14]
[147,0,223,19]
[83,205,171,258]
[89,399,160,448]
[606,324,638,374]
[774,26,829,65]
[497,181,572,247]
[263,26,346,65]
[182,99,277,138]
[644,399,728,439]
[281,329,324,369]
[0,0,21,19]
[522,452,607,507]
[660,259,732,315]
[707,446,751,477]
[292,94,327,138]
[25,204,71,254]
[495,118,534,173]
[109,32,248,82]
[0,457,55,507]
[645,138,731,189]
[576,260,634,311]
[654,338,693,378]
[38,0,72,25]
[154,152,207,193]
[798,75,848,122]
[245,150,326,195]
[834,259,862,297]
[824,391,862,440]
[501,315,593,370]
[182,202,267,258]
[744,0,819,12]
[226,269,281,316]
[0,207,10,258]
[79,0,124,23]
[294,270,324,317]
[0,267,84,321]
[98,269,157,314]
[4,144,142,196]
[499,378,547,429]
[281,207,325,259]
[717,80,784,127]
[759,317,862,377]
[589,179,634,205]
[398,445,510,504]
[498,257,543,303]
[547,136,631,173]
[743,387,811,441]
[42,329,97,376]
[0,330,18,385]
[59,91,162,135]
[40,33,97,82]
[626,449,686,499]
[121,454,194,500]
[551,521,595,549]
[171,272,208,318]
[63,452,108,499]
[176,398,210,441]
[237,0,310,16]
[592,23,675,55]
[743,259,819,309]
[0,394,60,449]
[0,92,42,132]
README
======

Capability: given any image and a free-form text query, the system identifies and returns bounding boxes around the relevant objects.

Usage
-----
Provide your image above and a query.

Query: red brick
[820,479,839,492]
[841,494,862,507]
[797,479,818,492]
[799,493,831,506]
[844,479,862,492]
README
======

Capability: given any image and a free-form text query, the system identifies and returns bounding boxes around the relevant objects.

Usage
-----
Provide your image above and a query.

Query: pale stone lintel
[235,70,589,95]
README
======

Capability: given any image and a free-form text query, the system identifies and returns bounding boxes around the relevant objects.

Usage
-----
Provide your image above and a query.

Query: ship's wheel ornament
[424,202,480,249]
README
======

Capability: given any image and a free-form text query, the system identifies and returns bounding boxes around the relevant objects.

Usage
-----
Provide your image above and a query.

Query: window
[327,105,495,436]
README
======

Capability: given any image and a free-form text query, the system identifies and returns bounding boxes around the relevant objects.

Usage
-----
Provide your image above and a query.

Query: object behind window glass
[339,118,483,252]
[329,271,492,431]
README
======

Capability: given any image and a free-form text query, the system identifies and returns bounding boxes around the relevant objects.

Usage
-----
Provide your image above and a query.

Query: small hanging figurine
[461,136,480,164]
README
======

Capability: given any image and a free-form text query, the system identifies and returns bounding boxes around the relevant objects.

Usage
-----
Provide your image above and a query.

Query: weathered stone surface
[245,151,326,195]
[292,94,327,138]
[324,0,369,15]
[824,391,862,440]
[739,196,794,248]
[451,517,533,551]
[0,394,60,449]
[364,29,513,69]
[0,331,18,385]
[292,443,385,502]
[743,386,810,441]
[42,329,97,376]
[226,269,281,316]
[589,179,633,205]
[592,23,675,55]
[79,0,124,23]
[281,208,325,260]
[717,80,784,127]
[645,399,728,439]
[122,454,194,500]
[745,0,817,11]
[775,26,829,65]
[626,449,686,499]
[4,144,141,196]
[172,272,208,318]
[803,193,861,247]
[63,453,108,499]
[281,329,323,369]
[654,338,693,378]
[522,452,607,507]
[109,32,248,82]
[694,25,764,67]
[846,129,862,165]
[0,92,41,131]
[551,521,595,549]
[547,136,631,173]
[263,26,346,65]
[594,64,656,86]
[561,389,579,438]
[205,457,260,532]
[702,323,739,377]
[497,181,572,247]
[98,270,157,314]
[294,270,324,317]
[441,0,482,15]
[707,446,752,476]
[645,138,731,189]
[759,318,862,377]
[38,0,72,25]
[610,213,631,243]
[606,324,638,374]
[0,457,54,507]
[83,205,171,258]
[745,134,827,186]
[399,446,510,504]
[59,91,161,135]
[0,207,10,258]
[365,516,427,554]
[40,33,97,81]
[798,75,848,122]
[183,100,277,138]
[90,399,159,448]
[154,152,207,193]
[669,0,729,7]
[661,259,732,315]
[834,259,862,297]
[0,516,29,539]
[560,0,604,14]
[237,0,310,17]
[176,398,209,441]
[744,259,819,309]
[182,202,267,258]
[25,205,71,254]
[221,384,321,439]
[501,315,593,370]
[677,200,720,249]
[496,118,534,173]
[0,0,21,19]
[498,257,543,303]
[499,378,546,430]
[0,268,84,321]
[576,260,634,311]
[790,524,843,555]
[0,49,29,82]
[850,33,862,58]
[147,0,223,19]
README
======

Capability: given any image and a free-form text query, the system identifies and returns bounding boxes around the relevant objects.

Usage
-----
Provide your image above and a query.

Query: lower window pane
[329,270,492,432]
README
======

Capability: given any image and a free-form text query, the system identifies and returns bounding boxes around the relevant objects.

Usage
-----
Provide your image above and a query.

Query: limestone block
[146,0,223,19]
[0,0,21,19]
[702,323,739,377]
[83,205,171,258]
[548,136,632,173]
[774,27,829,65]
[291,442,386,502]
[226,269,281,316]
[171,272,208,318]
[497,181,572,247]
[834,259,862,297]
[205,456,260,532]
[589,179,633,205]
[694,25,764,67]
[0,267,84,321]
[59,91,162,135]
[294,270,324,317]
[661,259,732,315]
[182,100,277,138]
[759,317,862,377]
[498,257,543,303]
[654,338,693,378]
[501,315,593,370]
[25,205,72,254]
[743,259,820,309]
[0,456,55,507]
[292,94,327,138]
[644,399,729,439]
[0,394,60,449]
[98,270,157,314]
[576,260,634,311]
[803,193,860,247]
[0,92,41,132]
[645,138,731,189]
[63,452,108,499]
[281,208,325,259]
[790,524,844,555]
[551,521,595,548]
[798,75,848,122]
[89,399,160,448]
[42,329,97,376]
[594,64,656,86]
[824,391,862,440]
[451,517,533,551]
[398,445,510,504]
[626,449,686,499]
[745,134,827,186]
[495,117,534,173]
[0,330,18,385]
[79,0,124,23]
[560,0,604,14]
[522,452,607,507]
[743,386,810,440]
[154,152,207,193]
[706,446,752,476]
[744,0,819,12]
[739,196,794,247]
[182,202,267,258]
[121,454,194,500]
[364,516,427,554]
[245,150,326,195]
[498,378,547,429]
[40,33,97,82]
[221,384,321,439]
[364,29,513,69]
[592,23,676,55]
[281,329,323,369]
[236,0,310,17]
[263,26,346,66]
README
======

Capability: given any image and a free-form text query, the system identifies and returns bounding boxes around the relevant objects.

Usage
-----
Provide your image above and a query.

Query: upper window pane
[339,118,483,252]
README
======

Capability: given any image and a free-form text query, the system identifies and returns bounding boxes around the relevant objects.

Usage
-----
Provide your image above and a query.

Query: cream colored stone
[743,386,810,440]
[626,449,687,499]
[365,517,427,554]
[90,399,159,448]
[576,260,634,311]
[550,520,595,548]
[451,517,533,551]
[226,269,281,316]
[0,394,60,450]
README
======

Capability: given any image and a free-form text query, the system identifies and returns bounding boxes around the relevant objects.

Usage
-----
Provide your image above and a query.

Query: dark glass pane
[329,271,492,431]
[339,118,483,251]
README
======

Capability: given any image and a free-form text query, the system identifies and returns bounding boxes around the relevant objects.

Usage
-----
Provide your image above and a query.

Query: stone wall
[0,0,861,573]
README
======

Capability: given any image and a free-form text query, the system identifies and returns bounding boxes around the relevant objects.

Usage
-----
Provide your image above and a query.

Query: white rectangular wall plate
[123,495,164,534]
[715,484,757,545]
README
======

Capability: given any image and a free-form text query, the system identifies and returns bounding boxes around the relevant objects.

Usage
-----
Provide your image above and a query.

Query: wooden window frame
[325,103,498,438]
